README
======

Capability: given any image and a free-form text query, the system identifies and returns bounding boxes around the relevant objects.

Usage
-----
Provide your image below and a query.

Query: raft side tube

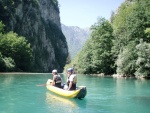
[75,86,87,99]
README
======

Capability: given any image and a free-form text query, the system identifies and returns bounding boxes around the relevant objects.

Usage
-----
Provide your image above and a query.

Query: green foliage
[0,22,16,72]
[112,0,150,76]
[52,0,59,11]
[69,18,114,74]
[0,53,5,71]
[0,21,5,33]
[68,0,150,76]
[125,0,150,43]
[116,42,137,76]
[0,52,15,72]
[90,18,114,74]
[52,0,58,6]
[77,39,93,74]
[0,0,67,72]
[112,1,136,32]
[111,1,136,57]
[0,31,32,71]
[66,0,150,76]
[135,40,150,77]
[0,0,22,27]
[145,28,150,38]
[112,0,150,59]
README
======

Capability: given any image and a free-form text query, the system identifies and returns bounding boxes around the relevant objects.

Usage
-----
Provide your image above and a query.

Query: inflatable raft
[46,79,87,99]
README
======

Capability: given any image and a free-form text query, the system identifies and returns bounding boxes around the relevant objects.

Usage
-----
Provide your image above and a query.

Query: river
[0,73,150,113]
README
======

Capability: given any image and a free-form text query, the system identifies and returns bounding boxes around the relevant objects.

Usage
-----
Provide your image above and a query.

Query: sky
[58,0,125,28]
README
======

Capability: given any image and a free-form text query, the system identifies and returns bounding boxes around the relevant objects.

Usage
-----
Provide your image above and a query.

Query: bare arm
[68,81,73,90]
[52,76,56,86]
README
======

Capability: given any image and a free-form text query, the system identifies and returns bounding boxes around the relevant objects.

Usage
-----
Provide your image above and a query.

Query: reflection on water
[1,74,15,86]
[133,96,150,105]
[45,92,87,113]
[46,92,77,108]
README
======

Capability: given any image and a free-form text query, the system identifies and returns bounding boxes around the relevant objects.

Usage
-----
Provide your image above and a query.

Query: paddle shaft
[36,84,46,86]
[37,81,52,86]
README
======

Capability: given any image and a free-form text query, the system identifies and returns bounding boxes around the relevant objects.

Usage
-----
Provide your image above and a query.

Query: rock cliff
[0,0,68,72]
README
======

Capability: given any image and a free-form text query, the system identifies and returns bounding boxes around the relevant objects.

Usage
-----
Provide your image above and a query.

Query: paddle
[36,81,52,86]
[36,84,46,86]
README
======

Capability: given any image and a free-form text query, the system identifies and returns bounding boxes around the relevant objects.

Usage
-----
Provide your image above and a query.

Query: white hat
[52,69,57,73]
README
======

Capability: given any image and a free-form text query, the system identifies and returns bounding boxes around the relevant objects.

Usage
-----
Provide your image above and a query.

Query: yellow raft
[46,79,87,99]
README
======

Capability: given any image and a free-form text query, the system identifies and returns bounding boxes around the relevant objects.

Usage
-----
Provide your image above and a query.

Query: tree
[0,31,32,71]
[70,18,114,74]
[77,39,93,74]
[116,42,137,76]
[111,1,136,58]
[90,18,114,74]
[112,0,150,76]
[0,52,15,72]
[135,39,150,77]
[0,21,4,33]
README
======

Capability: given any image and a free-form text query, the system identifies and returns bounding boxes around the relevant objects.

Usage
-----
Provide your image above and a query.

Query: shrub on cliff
[0,52,15,72]
[0,31,33,72]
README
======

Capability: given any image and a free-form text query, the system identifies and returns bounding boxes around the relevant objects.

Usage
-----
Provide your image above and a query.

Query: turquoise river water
[0,73,150,113]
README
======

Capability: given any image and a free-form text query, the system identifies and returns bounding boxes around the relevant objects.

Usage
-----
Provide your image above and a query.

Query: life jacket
[54,75,62,88]
[67,74,77,90]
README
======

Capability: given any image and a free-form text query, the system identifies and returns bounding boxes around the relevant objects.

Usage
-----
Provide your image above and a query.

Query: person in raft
[51,69,62,88]
[66,68,77,90]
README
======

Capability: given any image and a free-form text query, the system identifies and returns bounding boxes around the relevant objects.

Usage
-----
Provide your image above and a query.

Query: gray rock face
[0,0,68,72]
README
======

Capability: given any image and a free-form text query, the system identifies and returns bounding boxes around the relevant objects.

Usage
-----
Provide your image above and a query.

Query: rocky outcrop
[0,0,68,72]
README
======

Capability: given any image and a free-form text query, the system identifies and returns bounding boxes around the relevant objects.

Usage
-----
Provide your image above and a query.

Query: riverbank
[86,73,150,79]
[112,74,150,79]
[0,72,50,74]
[0,72,149,79]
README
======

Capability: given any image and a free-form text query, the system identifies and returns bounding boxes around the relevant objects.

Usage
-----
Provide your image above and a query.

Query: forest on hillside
[65,0,150,77]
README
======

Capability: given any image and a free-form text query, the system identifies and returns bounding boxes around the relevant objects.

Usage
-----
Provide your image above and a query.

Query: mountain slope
[61,24,90,59]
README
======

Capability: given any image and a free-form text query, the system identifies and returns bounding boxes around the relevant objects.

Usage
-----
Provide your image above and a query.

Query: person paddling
[67,68,77,90]
[51,69,62,88]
